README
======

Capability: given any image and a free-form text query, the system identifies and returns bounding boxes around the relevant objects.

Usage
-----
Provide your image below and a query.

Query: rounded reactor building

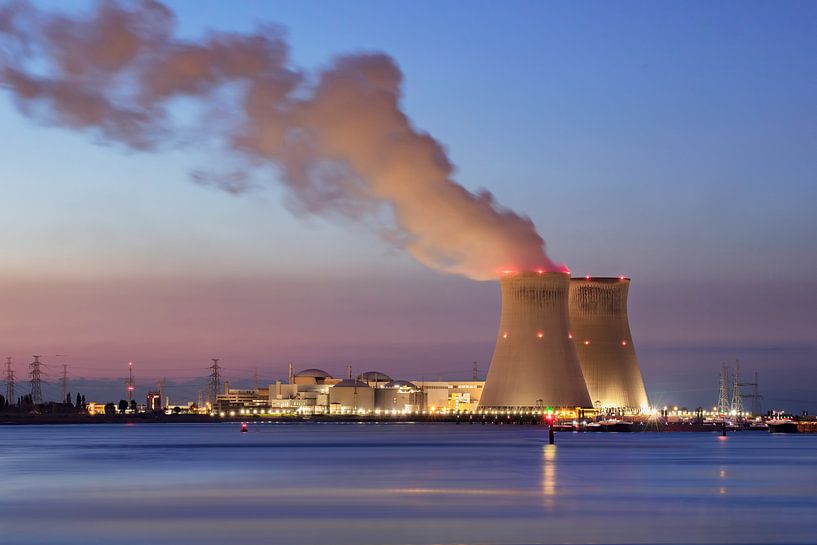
[569,277,649,410]
[479,272,592,410]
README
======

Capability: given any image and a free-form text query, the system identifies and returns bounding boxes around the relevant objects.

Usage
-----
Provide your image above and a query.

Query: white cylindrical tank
[569,277,649,410]
[479,272,592,409]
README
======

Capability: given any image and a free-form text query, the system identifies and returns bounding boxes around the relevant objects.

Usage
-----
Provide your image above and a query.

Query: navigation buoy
[240,422,248,433]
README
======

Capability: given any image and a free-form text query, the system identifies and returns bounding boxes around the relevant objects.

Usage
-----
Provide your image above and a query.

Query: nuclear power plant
[569,277,649,410]
[479,272,592,410]
[479,272,650,412]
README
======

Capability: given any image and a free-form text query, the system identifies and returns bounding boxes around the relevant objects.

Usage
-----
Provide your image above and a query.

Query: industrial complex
[12,272,776,424]
[197,272,650,417]
[209,368,484,416]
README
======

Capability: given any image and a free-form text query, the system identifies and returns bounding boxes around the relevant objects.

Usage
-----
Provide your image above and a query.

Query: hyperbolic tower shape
[569,277,649,410]
[479,272,592,409]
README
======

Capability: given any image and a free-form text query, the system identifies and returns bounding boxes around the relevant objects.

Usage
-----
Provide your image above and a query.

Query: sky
[0,0,815,410]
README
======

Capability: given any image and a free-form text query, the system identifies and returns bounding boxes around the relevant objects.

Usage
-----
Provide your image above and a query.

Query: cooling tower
[569,277,649,410]
[479,272,592,409]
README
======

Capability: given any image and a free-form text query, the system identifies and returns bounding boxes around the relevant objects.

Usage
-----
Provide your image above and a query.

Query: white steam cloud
[0,0,565,280]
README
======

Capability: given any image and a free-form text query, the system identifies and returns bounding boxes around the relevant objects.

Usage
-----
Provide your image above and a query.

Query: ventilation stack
[479,272,592,410]
[569,277,649,411]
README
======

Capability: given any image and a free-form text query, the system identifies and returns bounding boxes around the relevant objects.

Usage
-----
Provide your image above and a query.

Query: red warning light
[621,340,628,346]
[568,332,573,339]
[583,340,591,345]
[536,331,544,338]
[619,275,626,280]
[502,332,509,339]
[585,275,591,280]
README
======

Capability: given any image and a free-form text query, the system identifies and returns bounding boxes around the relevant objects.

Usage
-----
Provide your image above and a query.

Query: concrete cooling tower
[479,272,592,410]
[569,277,649,410]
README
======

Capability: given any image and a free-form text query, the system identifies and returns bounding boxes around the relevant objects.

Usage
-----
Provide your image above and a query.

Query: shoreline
[2,413,811,432]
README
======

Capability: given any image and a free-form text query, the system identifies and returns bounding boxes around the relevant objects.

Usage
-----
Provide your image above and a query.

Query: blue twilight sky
[0,0,815,409]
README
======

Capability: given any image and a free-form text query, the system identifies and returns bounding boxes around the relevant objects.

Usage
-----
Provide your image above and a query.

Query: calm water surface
[1,423,816,545]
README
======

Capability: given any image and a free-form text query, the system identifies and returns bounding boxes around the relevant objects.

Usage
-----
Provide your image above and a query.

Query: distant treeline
[0,392,87,414]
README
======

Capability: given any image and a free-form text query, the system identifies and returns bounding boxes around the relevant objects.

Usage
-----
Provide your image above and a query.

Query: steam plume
[0,0,565,280]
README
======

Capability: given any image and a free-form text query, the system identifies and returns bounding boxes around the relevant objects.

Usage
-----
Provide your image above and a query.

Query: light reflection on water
[1,423,816,544]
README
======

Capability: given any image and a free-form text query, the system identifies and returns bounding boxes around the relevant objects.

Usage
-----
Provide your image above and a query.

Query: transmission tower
[61,364,69,402]
[126,361,135,402]
[740,371,763,416]
[730,360,744,414]
[716,362,730,414]
[4,357,14,403]
[29,355,43,405]
[253,367,259,390]
[208,358,222,406]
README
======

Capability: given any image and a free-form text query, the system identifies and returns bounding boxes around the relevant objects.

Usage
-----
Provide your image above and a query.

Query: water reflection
[1,424,816,545]
[542,444,557,507]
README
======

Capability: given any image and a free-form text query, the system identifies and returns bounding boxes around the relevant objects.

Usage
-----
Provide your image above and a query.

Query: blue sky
[1,1,815,409]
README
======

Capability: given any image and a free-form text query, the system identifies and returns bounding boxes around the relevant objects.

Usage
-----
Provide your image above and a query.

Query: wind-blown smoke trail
[0,0,565,280]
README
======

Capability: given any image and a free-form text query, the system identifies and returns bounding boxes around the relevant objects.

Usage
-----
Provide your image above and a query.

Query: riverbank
[3,412,814,432]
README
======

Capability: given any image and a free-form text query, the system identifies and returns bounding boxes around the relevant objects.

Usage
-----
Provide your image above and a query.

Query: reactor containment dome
[479,272,592,410]
[569,277,649,410]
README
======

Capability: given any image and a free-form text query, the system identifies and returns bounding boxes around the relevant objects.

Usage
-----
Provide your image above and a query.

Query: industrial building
[479,272,592,410]
[569,277,649,410]
[410,380,483,412]
[215,368,432,415]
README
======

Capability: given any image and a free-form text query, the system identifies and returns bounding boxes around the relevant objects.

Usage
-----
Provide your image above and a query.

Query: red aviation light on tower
[619,275,626,280]
[536,331,544,339]
[621,340,628,347]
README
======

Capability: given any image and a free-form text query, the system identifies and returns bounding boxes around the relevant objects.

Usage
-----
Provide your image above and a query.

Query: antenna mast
[127,361,135,402]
